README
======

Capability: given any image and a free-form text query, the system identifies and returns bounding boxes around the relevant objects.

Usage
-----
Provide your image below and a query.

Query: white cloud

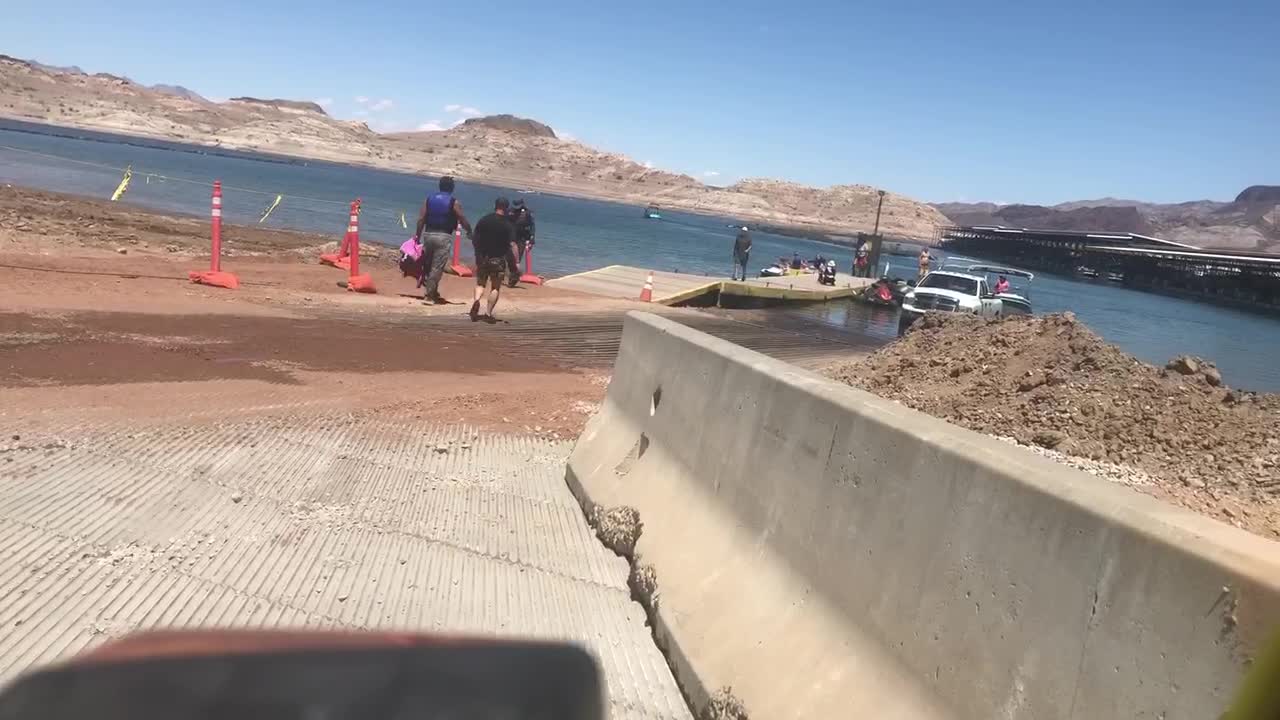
[450,118,466,127]
[416,121,445,132]
[703,171,721,177]
[353,109,369,117]
[444,103,482,117]
[315,97,333,108]
[354,96,369,105]
[370,99,393,112]
[643,161,654,169]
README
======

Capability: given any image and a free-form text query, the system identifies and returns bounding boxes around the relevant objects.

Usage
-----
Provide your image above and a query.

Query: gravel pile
[824,312,1280,539]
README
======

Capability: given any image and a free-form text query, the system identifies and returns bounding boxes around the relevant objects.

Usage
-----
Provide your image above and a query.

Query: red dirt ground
[0,186,617,439]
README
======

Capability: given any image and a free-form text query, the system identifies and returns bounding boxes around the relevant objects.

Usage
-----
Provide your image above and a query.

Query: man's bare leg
[470,282,485,321]
[485,277,501,319]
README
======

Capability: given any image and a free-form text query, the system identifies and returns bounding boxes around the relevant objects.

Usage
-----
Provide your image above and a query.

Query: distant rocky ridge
[0,53,948,240]
[934,189,1280,253]
[461,114,555,138]
[152,84,207,103]
[229,97,327,114]
[1237,185,1280,205]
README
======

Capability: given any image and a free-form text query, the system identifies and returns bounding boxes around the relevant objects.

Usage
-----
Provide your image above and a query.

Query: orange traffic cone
[189,180,239,290]
[320,201,357,270]
[344,205,375,294]
[639,271,654,303]
[446,225,473,277]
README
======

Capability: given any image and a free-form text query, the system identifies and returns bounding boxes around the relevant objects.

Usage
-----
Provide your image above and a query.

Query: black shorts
[476,256,507,286]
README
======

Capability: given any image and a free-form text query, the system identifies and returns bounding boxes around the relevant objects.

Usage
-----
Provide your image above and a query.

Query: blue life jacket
[424,191,456,232]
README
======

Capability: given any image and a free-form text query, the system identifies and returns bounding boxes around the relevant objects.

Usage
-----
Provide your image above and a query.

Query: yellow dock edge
[720,280,861,302]
[655,281,723,306]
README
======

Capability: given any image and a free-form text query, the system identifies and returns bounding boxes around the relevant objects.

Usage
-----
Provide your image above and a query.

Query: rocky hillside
[0,55,946,240]
[935,190,1280,253]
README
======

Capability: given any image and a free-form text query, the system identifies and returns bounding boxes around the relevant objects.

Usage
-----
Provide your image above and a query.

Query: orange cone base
[518,273,544,286]
[319,253,351,270]
[447,262,474,278]
[346,273,376,293]
[188,270,240,290]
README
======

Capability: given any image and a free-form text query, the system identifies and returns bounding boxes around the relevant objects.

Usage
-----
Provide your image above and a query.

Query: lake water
[3,119,1280,392]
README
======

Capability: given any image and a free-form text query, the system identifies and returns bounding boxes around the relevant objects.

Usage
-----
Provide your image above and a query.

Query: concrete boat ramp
[0,411,690,719]
[548,264,873,305]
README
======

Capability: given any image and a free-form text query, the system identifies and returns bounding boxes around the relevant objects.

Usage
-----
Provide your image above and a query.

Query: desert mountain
[934,191,1280,253]
[0,55,947,241]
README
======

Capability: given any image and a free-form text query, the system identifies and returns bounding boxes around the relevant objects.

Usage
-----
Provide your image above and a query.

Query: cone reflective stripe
[447,224,473,277]
[189,180,239,289]
[639,271,654,302]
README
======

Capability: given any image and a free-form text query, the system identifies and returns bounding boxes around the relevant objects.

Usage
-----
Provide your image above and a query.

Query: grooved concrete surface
[0,410,691,719]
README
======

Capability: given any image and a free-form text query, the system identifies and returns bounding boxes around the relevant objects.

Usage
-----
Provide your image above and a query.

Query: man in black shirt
[470,197,517,322]
[732,226,751,280]
[506,199,536,287]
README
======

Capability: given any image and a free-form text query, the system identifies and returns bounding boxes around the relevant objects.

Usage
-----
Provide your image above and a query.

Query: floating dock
[548,265,874,306]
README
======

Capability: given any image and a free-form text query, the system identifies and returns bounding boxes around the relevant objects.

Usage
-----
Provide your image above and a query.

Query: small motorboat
[643,204,662,220]
[963,264,1034,315]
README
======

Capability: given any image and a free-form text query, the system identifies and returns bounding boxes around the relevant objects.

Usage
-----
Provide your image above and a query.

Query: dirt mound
[824,312,1280,538]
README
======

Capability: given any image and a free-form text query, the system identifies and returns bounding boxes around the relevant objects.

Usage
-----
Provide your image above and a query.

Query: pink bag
[399,237,422,261]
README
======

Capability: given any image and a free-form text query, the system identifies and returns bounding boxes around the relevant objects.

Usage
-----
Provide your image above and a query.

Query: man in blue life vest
[413,176,473,304]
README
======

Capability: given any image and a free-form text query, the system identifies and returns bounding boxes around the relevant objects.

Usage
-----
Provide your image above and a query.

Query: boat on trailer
[963,264,1034,314]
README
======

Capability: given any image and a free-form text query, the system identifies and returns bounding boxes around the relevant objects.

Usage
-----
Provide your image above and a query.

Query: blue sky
[2,0,1276,204]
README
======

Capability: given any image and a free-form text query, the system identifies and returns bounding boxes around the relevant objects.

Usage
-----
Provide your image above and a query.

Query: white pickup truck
[898,270,1003,334]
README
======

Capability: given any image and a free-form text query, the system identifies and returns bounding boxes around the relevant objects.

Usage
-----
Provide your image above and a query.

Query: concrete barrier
[567,311,1280,719]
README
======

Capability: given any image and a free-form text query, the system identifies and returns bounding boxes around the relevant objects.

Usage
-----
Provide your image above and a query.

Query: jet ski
[859,277,909,307]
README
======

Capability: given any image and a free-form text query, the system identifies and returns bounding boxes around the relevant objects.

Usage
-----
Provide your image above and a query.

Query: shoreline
[0,115,936,247]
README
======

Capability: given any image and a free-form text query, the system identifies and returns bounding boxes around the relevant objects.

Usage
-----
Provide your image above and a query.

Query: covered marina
[938,225,1280,313]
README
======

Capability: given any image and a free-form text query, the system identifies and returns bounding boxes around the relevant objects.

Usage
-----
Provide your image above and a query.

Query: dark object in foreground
[0,630,604,720]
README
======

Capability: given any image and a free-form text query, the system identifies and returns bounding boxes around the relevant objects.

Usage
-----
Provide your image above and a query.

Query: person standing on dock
[414,175,473,304]
[855,245,870,278]
[732,226,752,280]
[470,197,517,323]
